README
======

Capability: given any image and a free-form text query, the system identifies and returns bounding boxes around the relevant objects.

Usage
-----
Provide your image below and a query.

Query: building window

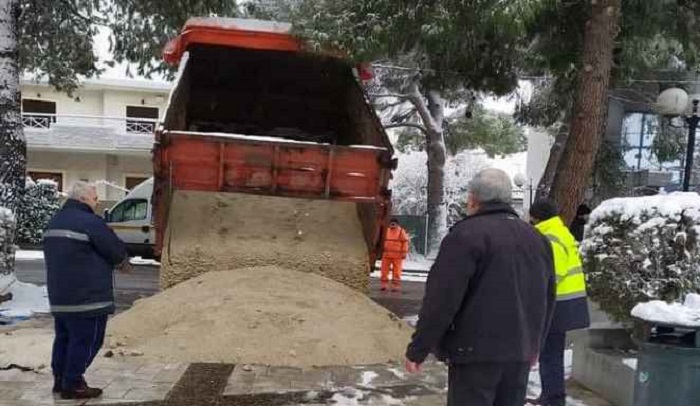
[109,198,148,222]
[126,106,158,134]
[27,171,63,191]
[125,176,149,191]
[22,99,56,129]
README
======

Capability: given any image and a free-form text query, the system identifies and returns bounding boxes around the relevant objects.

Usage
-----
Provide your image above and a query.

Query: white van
[104,178,156,259]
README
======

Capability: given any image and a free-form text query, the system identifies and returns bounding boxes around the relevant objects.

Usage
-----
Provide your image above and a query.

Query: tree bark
[408,83,447,256]
[0,0,24,278]
[536,123,569,201]
[549,0,620,224]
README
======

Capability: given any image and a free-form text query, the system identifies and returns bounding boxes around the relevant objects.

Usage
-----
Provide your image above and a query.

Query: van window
[110,199,148,222]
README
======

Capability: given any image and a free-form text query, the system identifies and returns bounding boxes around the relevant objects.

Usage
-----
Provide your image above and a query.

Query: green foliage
[593,139,627,193]
[294,0,536,95]
[581,197,700,324]
[105,0,239,79]
[393,107,526,157]
[651,119,686,164]
[16,178,60,245]
[445,108,526,157]
[18,0,102,93]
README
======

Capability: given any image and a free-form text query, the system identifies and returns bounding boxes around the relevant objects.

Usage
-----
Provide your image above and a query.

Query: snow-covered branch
[383,123,429,136]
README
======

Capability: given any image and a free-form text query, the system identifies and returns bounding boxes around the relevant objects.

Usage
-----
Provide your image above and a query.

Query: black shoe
[61,381,103,400]
[52,375,61,393]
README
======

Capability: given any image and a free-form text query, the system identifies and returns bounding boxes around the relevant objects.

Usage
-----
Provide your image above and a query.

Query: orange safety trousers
[380,258,404,290]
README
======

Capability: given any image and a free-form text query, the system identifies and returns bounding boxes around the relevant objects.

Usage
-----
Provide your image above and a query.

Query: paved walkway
[0,357,610,406]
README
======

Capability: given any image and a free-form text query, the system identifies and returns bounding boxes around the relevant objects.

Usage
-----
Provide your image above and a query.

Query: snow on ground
[370,270,428,283]
[15,250,44,261]
[0,280,49,317]
[623,358,638,370]
[16,250,160,266]
[361,371,379,386]
[130,257,161,266]
[631,293,700,327]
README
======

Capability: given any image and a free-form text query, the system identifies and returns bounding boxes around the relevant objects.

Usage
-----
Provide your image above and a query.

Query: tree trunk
[536,123,569,201]
[0,0,24,280]
[408,83,447,256]
[549,0,620,224]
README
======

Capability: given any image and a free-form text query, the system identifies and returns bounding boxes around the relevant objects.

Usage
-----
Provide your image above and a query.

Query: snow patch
[0,281,49,317]
[360,371,379,387]
[130,257,161,266]
[623,358,638,370]
[15,250,44,260]
[631,294,700,327]
[370,270,427,283]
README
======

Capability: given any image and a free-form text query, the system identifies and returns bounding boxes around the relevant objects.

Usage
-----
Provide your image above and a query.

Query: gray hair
[67,181,97,200]
[468,168,513,204]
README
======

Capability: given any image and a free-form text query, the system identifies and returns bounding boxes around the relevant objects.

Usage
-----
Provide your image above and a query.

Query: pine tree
[519,0,700,220]
[293,0,534,254]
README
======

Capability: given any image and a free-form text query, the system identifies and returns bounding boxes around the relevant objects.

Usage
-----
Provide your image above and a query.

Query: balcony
[22,113,157,153]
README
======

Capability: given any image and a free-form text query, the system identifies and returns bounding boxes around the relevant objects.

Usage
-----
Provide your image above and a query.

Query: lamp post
[683,100,700,191]
[656,88,700,191]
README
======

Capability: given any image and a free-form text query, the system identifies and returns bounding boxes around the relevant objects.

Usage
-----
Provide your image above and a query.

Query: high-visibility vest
[535,216,587,302]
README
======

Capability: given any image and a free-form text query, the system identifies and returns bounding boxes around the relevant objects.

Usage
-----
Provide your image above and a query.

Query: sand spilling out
[108,266,412,366]
[160,191,370,292]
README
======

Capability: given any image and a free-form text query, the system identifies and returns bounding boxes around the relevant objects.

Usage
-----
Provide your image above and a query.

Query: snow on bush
[631,293,700,328]
[16,178,60,245]
[0,206,17,293]
[581,193,700,324]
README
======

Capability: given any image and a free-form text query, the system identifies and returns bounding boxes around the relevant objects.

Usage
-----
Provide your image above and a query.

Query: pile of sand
[160,191,370,291]
[107,266,412,366]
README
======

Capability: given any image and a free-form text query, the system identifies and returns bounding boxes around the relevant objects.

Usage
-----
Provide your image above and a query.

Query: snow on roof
[185,17,292,34]
[21,75,172,92]
[631,293,700,328]
[590,192,700,223]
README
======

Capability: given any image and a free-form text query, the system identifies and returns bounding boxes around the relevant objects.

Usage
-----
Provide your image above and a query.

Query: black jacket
[44,199,127,317]
[406,203,556,364]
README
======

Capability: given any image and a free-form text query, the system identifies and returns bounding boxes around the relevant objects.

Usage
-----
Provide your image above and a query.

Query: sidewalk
[0,358,610,406]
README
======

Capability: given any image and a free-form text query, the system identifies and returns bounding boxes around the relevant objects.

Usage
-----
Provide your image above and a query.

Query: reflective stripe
[43,229,90,242]
[545,233,569,256]
[557,291,587,301]
[567,266,583,277]
[50,302,113,313]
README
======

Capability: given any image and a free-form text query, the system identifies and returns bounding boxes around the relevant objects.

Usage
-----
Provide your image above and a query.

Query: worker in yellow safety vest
[528,200,590,406]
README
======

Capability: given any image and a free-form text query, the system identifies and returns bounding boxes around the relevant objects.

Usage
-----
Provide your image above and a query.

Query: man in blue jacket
[43,181,132,399]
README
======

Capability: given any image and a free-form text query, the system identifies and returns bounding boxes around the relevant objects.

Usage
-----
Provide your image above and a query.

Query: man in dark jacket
[44,181,132,399]
[569,204,591,242]
[405,168,556,406]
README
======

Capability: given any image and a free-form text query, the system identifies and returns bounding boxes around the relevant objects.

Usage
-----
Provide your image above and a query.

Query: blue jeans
[51,314,107,390]
[539,331,567,406]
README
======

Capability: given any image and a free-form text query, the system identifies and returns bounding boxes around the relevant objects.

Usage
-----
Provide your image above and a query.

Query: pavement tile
[223,364,266,396]
[122,383,172,401]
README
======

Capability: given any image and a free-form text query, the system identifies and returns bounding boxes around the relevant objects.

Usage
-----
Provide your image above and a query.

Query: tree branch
[368,93,412,99]
[383,123,430,136]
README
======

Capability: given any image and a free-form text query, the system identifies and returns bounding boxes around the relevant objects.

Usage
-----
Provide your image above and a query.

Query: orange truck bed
[153,18,395,264]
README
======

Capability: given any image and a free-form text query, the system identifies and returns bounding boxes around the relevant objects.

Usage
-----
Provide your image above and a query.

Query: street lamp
[513,173,533,206]
[656,88,700,191]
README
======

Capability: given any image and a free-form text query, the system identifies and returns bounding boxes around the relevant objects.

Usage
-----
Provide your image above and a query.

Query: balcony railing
[21,112,160,151]
[23,114,55,129]
[21,113,159,134]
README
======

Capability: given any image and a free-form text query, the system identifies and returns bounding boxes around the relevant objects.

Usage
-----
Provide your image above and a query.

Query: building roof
[21,75,172,93]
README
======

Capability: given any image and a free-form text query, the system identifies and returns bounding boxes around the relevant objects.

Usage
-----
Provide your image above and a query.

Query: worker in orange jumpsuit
[381,218,410,292]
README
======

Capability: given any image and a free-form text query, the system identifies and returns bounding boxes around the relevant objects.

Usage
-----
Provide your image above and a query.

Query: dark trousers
[51,314,108,390]
[539,331,567,406]
[447,362,530,406]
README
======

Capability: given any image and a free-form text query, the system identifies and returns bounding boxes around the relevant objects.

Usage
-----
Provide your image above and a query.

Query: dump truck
[152,18,395,290]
